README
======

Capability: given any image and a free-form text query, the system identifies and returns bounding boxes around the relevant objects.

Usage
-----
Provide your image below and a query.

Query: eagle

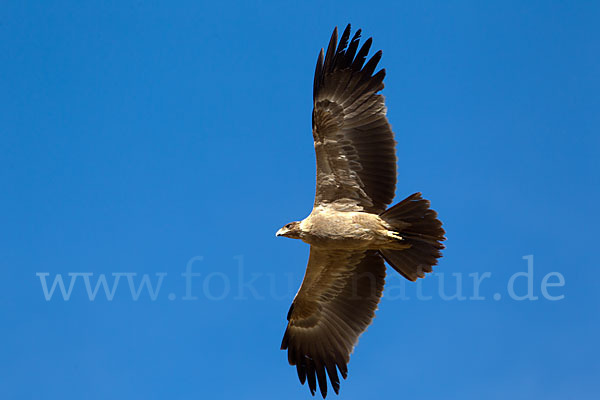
[276,25,446,397]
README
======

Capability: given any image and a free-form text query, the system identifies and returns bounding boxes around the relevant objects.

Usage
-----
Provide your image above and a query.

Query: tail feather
[379,192,446,281]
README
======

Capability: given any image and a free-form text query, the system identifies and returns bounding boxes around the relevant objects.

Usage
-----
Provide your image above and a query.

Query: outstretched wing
[313,24,397,214]
[281,248,386,397]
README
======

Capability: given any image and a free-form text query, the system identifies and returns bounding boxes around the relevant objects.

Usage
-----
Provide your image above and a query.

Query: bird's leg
[386,231,403,241]
[382,230,412,250]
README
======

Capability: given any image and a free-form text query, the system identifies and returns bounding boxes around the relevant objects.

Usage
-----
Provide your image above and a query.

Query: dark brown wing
[313,25,397,214]
[281,248,386,397]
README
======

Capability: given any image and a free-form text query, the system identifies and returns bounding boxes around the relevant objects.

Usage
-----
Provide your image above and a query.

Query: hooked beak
[276,227,287,237]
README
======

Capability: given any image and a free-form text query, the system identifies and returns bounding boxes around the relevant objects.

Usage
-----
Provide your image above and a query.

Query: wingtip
[331,26,338,39]
[333,384,340,395]
[342,23,351,38]
[339,366,348,380]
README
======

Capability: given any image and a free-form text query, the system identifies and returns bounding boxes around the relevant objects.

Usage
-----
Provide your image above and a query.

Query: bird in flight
[276,25,446,397]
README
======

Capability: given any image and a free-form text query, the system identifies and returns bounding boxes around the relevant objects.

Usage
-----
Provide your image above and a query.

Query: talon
[388,231,403,240]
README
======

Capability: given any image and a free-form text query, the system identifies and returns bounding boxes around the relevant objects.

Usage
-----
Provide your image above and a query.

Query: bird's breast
[300,208,387,249]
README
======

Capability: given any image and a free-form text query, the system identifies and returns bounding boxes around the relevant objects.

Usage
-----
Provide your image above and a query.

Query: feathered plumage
[277,25,446,398]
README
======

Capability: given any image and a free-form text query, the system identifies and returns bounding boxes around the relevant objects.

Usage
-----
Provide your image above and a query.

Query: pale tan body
[297,206,410,250]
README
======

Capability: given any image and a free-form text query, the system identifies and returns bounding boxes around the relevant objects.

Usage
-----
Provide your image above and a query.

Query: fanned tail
[379,192,446,281]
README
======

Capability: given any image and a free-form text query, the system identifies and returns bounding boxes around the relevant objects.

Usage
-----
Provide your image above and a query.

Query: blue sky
[1,1,599,399]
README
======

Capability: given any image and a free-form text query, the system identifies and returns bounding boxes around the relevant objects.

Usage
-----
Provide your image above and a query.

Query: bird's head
[276,221,302,239]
